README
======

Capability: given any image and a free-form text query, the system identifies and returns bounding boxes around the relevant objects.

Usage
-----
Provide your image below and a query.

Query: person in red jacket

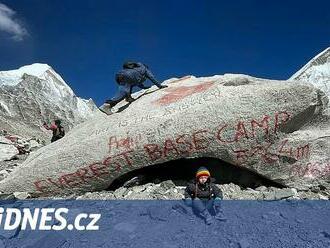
[43,119,65,143]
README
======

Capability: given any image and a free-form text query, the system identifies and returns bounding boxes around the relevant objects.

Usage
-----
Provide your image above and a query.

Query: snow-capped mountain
[0,63,98,140]
[290,47,330,99]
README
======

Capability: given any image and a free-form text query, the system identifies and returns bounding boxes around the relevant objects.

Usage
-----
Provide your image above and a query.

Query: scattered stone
[28,139,41,151]
[76,191,115,200]
[297,190,323,200]
[310,185,321,193]
[47,180,330,200]
[160,180,176,190]
[317,194,328,200]
[123,176,142,188]
[316,181,330,193]
[0,138,19,162]
[255,186,268,191]
[0,133,44,187]
[274,188,297,200]
[114,187,128,199]
[263,191,276,200]
[0,193,15,200]
[13,191,31,200]
[0,170,10,178]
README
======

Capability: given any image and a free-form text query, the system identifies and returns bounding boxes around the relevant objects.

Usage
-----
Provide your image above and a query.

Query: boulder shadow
[107,157,284,191]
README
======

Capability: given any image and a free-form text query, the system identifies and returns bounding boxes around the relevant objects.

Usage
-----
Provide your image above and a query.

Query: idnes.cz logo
[0,207,101,231]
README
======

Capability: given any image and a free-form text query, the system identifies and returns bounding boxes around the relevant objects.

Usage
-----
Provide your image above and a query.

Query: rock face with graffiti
[0,73,329,196]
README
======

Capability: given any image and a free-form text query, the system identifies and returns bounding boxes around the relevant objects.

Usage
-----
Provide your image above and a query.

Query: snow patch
[0,63,48,86]
[290,47,330,99]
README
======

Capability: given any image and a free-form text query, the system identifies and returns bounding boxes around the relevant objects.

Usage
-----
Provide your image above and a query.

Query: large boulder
[0,74,329,196]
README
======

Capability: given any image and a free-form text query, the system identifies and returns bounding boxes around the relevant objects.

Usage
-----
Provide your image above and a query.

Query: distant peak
[17,63,52,76]
[322,47,330,53]
[18,63,51,69]
[290,47,330,80]
[0,63,52,78]
[311,47,330,63]
[0,63,64,87]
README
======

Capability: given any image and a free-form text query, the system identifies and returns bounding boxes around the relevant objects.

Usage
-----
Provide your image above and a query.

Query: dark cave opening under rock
[107,157,284,190]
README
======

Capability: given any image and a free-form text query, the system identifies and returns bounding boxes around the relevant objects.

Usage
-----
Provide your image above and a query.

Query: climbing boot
[158,85,168,89]
[214,210,227,222]
[201,210,213,225]
[125,95,135,103]
[104,99,118,108]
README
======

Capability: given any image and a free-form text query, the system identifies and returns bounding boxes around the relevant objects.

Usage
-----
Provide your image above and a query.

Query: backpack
[55,126,65,138]
[123,61,149,69]
[123,61,139,69]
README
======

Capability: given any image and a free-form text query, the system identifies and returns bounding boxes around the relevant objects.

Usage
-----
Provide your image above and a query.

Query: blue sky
[0,0,329,105]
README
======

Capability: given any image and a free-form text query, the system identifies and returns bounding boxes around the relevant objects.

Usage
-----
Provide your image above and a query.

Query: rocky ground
[74,180,330,201]
[0,131,41,178]
[3,179,329,200]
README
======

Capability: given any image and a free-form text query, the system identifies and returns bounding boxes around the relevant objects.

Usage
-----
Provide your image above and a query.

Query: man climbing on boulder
[104,61,168,109]
[184,167,226,225]
[43,119,65,143]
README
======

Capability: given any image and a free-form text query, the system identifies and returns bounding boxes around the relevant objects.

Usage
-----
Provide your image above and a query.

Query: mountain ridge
[0,63,98,141]
[289,47,330,101]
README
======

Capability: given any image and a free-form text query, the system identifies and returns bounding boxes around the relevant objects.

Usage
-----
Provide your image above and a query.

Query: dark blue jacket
[115,62,161,87]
